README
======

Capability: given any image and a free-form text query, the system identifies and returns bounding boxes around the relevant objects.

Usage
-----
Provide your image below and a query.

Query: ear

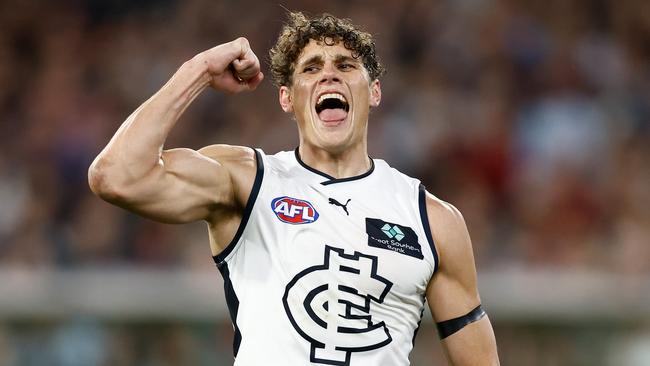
[279,86,293,113]
[369,79,381,107]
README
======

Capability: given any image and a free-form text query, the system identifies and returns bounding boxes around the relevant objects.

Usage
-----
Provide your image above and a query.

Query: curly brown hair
[269,12,385,87]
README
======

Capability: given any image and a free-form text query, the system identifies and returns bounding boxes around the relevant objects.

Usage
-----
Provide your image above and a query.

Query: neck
[298,142,370,179]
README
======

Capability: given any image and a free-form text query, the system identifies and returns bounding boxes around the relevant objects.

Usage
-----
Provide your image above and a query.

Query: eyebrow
[298,54,360,68]
[299,55,323,67]
[334,55,359,64]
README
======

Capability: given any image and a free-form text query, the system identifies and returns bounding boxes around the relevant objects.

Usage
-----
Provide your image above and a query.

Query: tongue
[318,108,347,122]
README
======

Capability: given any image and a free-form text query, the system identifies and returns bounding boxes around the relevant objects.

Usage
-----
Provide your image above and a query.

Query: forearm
[90,55,211,189]
[442,317,499,366]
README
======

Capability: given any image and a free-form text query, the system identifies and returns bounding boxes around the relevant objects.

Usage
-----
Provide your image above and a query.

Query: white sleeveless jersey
[213,149,439,366]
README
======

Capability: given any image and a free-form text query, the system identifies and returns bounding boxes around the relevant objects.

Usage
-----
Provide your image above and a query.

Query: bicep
[425,201,480,322]
[115,147,236,223]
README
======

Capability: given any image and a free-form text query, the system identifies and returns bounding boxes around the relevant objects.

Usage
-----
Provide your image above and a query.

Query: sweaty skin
[89,36,499,366]
[279,39,381,178]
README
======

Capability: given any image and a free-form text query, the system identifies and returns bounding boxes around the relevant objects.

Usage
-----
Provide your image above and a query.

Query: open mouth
[315,93,349,123]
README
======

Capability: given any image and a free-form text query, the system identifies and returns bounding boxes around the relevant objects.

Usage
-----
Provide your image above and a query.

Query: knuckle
[236,37,249,47]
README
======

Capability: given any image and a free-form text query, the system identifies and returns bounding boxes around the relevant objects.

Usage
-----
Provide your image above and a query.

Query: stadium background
[1,0,649,365]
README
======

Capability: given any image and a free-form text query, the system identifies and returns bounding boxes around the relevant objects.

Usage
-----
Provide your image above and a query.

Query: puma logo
[328,198,351,216]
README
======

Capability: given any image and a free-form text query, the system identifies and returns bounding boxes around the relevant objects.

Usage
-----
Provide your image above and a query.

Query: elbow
[88,157,126,202]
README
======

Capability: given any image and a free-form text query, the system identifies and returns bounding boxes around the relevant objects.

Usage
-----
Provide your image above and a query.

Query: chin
[314,131,358,154]
[312,120,353,149]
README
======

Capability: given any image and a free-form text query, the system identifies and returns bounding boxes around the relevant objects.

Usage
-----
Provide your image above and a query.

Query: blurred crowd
[1,0,650,365]
[1,0,649,271]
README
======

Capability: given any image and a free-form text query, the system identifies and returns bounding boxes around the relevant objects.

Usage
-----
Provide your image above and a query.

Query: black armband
[436,304,486,339]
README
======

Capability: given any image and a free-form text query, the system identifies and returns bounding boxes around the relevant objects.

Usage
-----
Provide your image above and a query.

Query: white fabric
[217,150,437,366]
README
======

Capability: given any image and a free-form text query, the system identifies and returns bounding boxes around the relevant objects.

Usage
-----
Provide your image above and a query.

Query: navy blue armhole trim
[418,184,439,274]
[437,304,486,339]
[219,262,242,357]
[213,148,264,264]
[411,300,426,346]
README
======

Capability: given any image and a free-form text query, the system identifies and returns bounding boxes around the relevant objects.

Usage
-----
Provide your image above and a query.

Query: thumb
[232,58,252,71]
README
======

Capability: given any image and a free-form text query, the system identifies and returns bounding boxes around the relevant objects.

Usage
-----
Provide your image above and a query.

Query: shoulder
[198,144,257,166]
[424,192,466,237]
[423,191,473,274]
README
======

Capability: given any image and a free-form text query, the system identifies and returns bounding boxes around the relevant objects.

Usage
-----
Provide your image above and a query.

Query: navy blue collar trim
[294,147,375,186]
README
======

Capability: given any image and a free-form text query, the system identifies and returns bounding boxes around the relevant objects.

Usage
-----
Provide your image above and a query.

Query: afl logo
[271,196,319,225]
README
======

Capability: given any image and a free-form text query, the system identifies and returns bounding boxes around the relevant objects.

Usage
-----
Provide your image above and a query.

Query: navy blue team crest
[271,196,319,224]
[366,218,424,260]
[283,245,393,366]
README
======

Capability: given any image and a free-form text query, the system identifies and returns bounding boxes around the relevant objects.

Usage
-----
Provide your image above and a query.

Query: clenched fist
[197,37,264,93]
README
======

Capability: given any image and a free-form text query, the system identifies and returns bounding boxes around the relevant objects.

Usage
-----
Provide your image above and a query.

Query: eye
[303,65,320,73]
[339,63,355,70]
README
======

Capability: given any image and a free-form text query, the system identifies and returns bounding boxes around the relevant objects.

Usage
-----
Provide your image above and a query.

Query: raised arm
[88,38,263,224]
[424,193,500,365]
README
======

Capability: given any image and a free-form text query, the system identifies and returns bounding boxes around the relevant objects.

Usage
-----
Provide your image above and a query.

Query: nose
[319,62,340,84]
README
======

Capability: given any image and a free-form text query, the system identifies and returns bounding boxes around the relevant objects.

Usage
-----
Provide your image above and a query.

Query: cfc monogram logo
[282,246,393,366]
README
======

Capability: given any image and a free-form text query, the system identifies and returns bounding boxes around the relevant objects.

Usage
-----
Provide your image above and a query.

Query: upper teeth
[317,93,347,105]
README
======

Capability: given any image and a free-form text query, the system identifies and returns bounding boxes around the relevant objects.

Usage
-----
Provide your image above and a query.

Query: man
[89,12,499,366]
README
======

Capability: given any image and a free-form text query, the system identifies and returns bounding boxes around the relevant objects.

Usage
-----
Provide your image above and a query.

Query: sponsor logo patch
[366,218,423,259]
[271,196,319,225]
